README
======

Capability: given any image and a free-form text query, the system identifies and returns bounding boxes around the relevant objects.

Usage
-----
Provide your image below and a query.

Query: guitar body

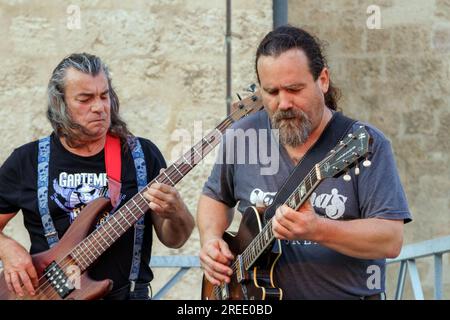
[0,197,114,300]
[201,206,282,300]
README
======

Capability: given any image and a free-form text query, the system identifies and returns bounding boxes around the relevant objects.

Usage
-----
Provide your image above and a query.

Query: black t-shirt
[0,133,166,298]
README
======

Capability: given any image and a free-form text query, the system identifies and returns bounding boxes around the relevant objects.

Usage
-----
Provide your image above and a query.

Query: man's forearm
[161,213,195,248]
[315,218,404,259]
[197,195,234,245]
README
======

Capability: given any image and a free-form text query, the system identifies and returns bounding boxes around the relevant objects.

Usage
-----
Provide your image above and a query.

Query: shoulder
[7,139,40,160]
[131,136,166,164]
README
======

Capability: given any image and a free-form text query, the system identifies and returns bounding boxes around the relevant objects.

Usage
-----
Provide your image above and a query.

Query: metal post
[273,0,288,29]
[226,0,232,115]
[407,259,425,300]
[434,254,443,300]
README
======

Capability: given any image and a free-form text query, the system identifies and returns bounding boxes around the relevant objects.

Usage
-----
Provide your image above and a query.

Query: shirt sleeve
[357,127,412,223]
[0,149,23,214]
[138,138,167,183]
[202,134,237,209]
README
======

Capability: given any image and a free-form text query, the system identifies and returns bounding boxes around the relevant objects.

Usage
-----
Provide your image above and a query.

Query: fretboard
[239,165,322,270]
[69,116,234,272]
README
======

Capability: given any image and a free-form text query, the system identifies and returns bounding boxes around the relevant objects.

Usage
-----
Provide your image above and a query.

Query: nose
[90,97,106,113]
[277,91,293,111]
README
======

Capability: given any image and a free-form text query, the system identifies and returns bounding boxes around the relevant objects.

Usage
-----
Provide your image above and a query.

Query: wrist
[0,233,14,257]
[313,216,330,243]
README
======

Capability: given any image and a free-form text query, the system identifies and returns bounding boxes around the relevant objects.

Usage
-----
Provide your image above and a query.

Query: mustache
[272,109,305,123]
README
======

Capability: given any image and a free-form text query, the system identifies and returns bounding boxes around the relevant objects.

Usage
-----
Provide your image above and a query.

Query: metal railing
[1,236,449,300]
[149,255,201,300]
[386,235,450,300]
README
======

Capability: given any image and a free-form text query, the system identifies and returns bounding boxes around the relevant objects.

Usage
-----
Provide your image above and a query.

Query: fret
[137,193,151,208]
[118,211,133,227]
[182,155,193,168]
[306,174,312,191]
[154,178,161,184]
[192,146,202,159]
[288,195,296,209]
[203,137,214,149]
[265,227,271,242]
[113,215,127,232]
[78,243,94,264]
[73,247,88,269]
[86,236,102,257]
[106,219,121,238]
[299,183,306,199]
[102,224,116,243]
[294,191,301,207]
[163,171,175,185]
[97,230,111,248]
[124,204,138,220]
[215,128,223,136]
[132,198,145,215]
[173,165,184,177]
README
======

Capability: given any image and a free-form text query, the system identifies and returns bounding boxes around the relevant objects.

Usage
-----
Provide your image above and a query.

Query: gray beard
[271,109,313,148]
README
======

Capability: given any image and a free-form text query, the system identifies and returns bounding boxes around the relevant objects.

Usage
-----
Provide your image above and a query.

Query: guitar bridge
[44,261,76,299]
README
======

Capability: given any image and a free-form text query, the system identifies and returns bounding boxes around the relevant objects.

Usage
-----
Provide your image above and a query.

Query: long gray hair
[47,53,131,147]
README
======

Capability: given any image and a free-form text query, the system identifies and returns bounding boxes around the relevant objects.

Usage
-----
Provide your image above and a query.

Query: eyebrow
[76,89,109,98]
[263,83,306,92]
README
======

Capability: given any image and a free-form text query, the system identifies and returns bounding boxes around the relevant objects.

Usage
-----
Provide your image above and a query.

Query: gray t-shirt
[202,109,412,299]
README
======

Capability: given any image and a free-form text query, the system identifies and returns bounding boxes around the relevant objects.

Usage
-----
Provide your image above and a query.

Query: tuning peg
[355,163,360,175]
[343,172,351,181]
[363,158,371,167]
[244,84,257,93]
[236,93,242,101]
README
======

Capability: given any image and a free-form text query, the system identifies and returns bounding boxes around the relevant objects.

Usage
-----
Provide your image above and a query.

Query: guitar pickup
[44,261,75,299]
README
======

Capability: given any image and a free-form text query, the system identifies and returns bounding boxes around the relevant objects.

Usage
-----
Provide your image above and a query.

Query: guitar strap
[105,134,122,209]
[37,134,148,292]
[264,111,356,221]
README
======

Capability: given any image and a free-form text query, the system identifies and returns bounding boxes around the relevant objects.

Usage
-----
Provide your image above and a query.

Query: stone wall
[289,0,450,299]
[0,0,272,299]
[1,0,448,300]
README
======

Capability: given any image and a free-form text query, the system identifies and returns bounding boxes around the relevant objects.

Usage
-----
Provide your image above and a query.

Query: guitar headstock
[318,126,372,181]
[229,86,264,122]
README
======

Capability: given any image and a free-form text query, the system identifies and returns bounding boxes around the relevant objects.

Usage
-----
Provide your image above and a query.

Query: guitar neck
[240,164,323,270]
[69,116,235,272]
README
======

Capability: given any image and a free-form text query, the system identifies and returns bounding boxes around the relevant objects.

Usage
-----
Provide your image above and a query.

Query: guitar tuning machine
[355,162,360,175]
[363,158,371,167]
[244,84,257,93]
[343,172,351,182]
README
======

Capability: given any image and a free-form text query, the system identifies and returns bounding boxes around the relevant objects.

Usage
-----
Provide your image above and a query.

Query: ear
[317,68,330,94]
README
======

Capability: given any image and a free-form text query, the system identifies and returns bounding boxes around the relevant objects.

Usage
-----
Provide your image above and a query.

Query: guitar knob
[363,159,371,167]
[343,173,351,181]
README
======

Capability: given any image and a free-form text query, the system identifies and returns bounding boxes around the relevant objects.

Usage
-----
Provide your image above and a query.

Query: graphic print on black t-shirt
[50,171,125,226]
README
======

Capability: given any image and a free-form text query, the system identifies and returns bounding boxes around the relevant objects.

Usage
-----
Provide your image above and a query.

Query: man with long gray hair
[0,53,194,300]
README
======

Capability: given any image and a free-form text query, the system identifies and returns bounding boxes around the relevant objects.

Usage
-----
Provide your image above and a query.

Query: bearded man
[197,25,411,300]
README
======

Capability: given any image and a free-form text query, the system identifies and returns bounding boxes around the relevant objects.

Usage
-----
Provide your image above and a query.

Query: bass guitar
[0,91,264,300]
